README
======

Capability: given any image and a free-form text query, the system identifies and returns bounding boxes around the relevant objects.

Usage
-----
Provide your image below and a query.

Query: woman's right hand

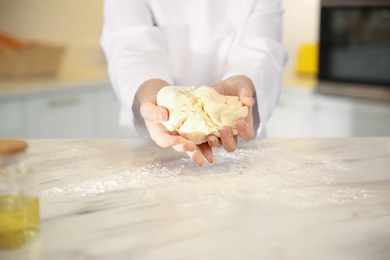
[137,79,214,166]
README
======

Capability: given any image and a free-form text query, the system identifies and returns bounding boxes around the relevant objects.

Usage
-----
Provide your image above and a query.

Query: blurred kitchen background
[0,0,389,138]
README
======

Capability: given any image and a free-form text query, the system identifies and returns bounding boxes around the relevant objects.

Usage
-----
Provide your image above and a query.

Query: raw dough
[157,86,248,145]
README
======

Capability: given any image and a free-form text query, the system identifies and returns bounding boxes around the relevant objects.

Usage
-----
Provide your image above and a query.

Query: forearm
[221,0,287,138]
[101,0,173,115]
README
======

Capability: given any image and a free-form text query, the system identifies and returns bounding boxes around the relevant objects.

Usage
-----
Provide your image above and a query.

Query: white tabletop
[1,138,390,260]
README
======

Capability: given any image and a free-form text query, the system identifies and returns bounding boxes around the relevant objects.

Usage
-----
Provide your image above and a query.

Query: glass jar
[0,139,40,249]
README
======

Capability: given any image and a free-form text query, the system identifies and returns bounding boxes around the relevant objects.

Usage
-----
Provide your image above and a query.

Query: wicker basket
[0,42,65,77]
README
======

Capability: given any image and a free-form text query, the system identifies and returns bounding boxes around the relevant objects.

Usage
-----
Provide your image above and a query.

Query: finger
[156,106,169,121]
[187,148,205,166]
[144,121,179,148]
[237,119,255,141]
[198,143,214,164]
[220,126,238,152]
[239,88,255,108]
[207,135,222,148]
[149,127,179,147]
[140,100,169,121]
[172,138,197,152]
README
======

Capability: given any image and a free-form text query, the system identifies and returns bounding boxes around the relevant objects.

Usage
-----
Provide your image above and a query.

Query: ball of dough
[157,86,248,145]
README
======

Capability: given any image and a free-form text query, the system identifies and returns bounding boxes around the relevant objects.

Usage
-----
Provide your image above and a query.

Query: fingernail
[159,110,167,121]
[220,127,228,137]
[244,97,255,107]
[209,137,216,146]
[238,121,245,131]
[189,143,197,151]
[170,136,178,146]
[207,155,214,164]
[196,158,204,167]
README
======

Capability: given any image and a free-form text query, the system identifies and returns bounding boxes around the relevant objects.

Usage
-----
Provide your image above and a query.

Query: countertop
[1,138,390,260]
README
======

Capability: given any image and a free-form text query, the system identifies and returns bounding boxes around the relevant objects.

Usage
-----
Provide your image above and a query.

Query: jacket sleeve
[221,0,288,138]
[100,0,173,138]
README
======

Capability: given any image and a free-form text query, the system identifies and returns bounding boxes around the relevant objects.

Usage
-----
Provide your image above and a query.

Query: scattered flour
[39,144,374,217]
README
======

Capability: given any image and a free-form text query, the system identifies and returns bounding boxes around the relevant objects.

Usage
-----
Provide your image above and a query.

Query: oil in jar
[0,194,40,249]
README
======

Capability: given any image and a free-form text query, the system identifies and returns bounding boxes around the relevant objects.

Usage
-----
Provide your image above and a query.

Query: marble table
[1,138,390,260]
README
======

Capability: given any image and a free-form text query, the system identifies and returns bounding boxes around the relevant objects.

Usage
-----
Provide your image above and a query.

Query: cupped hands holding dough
[136,75,256,166]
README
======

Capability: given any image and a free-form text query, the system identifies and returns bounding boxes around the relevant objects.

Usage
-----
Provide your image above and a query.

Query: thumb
[140,99,169,121]
[239,87,255,108]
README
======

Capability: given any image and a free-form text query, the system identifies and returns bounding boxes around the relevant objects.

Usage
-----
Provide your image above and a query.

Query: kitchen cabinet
[0,82,120,138]
[93,88,120,138]
[314,96,355,137]
[267,87,390,137]
[2,83,389,139]
[24,90,95,138]
[314,96,390,137]
[349,99,390,136]
[0,98,23,137]
[267,88,317,137]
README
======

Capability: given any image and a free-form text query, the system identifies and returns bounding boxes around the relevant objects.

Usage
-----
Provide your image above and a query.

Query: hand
[208,75,256,152]
[137,79,214,166]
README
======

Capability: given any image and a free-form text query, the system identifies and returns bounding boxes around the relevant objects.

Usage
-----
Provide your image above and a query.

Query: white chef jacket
[101,0,287,140]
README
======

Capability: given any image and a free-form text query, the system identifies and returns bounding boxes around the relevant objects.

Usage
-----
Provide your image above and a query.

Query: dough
[157,86,248,145]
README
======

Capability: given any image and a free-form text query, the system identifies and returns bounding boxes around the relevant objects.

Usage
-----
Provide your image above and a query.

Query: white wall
[0,0,105,68]
[282,0,321,75]
[0,0,320,74]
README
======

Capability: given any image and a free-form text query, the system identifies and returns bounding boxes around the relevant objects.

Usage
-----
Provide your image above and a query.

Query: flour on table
[40,145,374,217]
